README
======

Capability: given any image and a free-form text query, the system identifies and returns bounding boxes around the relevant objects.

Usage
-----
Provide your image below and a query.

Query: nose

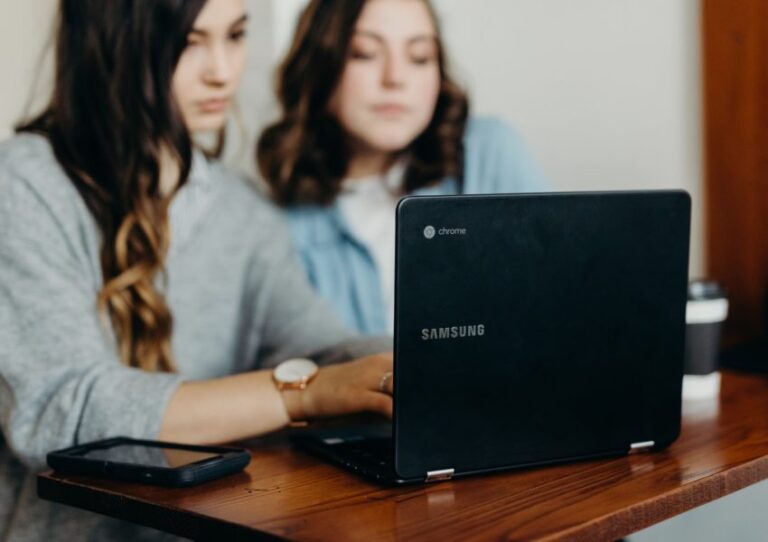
[203,44,233,86]
[381,51,406,89]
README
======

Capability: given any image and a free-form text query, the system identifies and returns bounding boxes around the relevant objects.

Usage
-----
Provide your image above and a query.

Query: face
[172,0,248,133]
[329,0,441,156]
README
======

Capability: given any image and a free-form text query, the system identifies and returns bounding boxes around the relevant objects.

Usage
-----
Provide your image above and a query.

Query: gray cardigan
[0,134,390,541]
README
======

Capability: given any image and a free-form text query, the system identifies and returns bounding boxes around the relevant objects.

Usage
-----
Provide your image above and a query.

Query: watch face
[274,359,318,384]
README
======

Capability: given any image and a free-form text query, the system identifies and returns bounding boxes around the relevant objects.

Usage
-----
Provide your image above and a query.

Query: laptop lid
[393,191,690,480]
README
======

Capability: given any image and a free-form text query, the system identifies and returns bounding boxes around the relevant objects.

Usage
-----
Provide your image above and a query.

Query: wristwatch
[273,359,318,426]
[272,358,319,391]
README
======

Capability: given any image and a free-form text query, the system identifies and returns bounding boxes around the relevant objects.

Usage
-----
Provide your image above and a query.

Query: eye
[348,36,380,61]
[229,29,247,42]
[350,49,377,61]
[409,41,438,65]
[410,56,434,66]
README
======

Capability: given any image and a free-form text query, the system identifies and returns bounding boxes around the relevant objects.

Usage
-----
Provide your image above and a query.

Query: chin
[186,113,228,134]
[363,130,422,154]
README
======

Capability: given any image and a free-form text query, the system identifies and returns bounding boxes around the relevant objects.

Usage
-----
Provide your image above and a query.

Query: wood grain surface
[702,0,768,345]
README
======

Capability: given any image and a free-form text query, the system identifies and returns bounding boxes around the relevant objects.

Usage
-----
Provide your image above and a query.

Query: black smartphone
[47,437,251,487]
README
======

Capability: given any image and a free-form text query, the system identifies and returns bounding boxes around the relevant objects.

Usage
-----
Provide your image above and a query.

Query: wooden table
[38,370,768,541]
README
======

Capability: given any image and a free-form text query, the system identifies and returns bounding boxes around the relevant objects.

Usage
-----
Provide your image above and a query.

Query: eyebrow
[189,13,249,37]
[353,29,437,46]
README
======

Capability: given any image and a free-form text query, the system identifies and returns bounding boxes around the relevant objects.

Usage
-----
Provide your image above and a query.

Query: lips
[371,103,410,116]
[197,97,230,113]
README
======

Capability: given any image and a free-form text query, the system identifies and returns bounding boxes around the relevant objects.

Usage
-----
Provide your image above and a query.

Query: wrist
[280,389,305,423]
[272,359,319,426]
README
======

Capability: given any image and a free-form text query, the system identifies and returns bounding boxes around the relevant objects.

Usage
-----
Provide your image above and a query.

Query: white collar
[341,158,408,196]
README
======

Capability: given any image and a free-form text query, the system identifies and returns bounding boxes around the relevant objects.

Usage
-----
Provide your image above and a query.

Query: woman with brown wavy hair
[0,0,393,539]
[258,0,547,335]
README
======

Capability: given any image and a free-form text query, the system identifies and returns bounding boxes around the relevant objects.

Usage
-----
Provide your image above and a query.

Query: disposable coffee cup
[682,280,728,400]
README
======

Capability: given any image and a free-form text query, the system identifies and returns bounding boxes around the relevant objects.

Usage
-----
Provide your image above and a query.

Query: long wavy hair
[16,0,209,372]
[257,0,469,206]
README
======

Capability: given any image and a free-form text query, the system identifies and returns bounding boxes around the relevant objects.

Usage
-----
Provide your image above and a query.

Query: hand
[282,353,394,421]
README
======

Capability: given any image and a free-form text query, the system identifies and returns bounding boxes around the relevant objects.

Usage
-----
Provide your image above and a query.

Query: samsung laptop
[292,191,691,485]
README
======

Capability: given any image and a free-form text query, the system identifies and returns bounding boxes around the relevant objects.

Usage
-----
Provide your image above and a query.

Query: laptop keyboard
[331,437,395,473]
[292,426,400,481]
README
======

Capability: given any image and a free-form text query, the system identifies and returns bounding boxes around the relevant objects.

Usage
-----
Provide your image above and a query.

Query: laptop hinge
[628,440,655,454]
[426,468,454,482]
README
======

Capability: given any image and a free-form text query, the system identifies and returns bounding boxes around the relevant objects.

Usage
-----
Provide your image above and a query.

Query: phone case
[47,437,251,487]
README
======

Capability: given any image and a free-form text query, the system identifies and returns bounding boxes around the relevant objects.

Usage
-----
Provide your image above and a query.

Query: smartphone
[47,437,251,487]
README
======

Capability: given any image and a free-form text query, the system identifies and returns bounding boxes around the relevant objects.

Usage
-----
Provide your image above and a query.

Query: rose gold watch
[272,358,319,391]
[274,359,318,426]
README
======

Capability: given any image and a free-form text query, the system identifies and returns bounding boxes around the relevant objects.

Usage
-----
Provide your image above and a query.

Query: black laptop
[292,191,691,485]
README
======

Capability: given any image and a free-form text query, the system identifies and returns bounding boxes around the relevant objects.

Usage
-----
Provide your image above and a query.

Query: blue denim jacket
[283,117,548,335]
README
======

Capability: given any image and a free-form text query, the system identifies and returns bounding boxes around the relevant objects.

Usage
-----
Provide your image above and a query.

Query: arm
[158,353,393,444]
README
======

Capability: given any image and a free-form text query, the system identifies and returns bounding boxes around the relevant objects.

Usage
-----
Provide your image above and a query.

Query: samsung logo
[421,324,486,341]
[423,225,467,239]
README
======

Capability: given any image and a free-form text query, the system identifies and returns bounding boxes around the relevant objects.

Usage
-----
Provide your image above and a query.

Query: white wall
[434,0,703,276]
[271,0,309,64]
[0,1,56,141]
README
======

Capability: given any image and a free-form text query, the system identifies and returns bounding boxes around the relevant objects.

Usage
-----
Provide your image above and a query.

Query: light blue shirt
[283,117,548,335]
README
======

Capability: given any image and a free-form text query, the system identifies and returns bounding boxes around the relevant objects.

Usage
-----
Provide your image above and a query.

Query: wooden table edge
[36,474,284,541]
[543,453,768,541]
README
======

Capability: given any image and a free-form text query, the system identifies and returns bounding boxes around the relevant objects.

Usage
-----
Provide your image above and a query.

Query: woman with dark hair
[0,0,393,539]
[258,0,547,335]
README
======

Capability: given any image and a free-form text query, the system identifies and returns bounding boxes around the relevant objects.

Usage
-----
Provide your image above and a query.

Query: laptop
[292,191,691,485]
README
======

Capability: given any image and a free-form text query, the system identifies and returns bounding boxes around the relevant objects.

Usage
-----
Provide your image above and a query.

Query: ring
[378,371,393,394]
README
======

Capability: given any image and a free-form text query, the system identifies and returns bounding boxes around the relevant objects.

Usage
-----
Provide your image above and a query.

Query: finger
[378,371,394,395]
[369,369,394,395]
[386,373,394,395]
[361,391,393,418]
